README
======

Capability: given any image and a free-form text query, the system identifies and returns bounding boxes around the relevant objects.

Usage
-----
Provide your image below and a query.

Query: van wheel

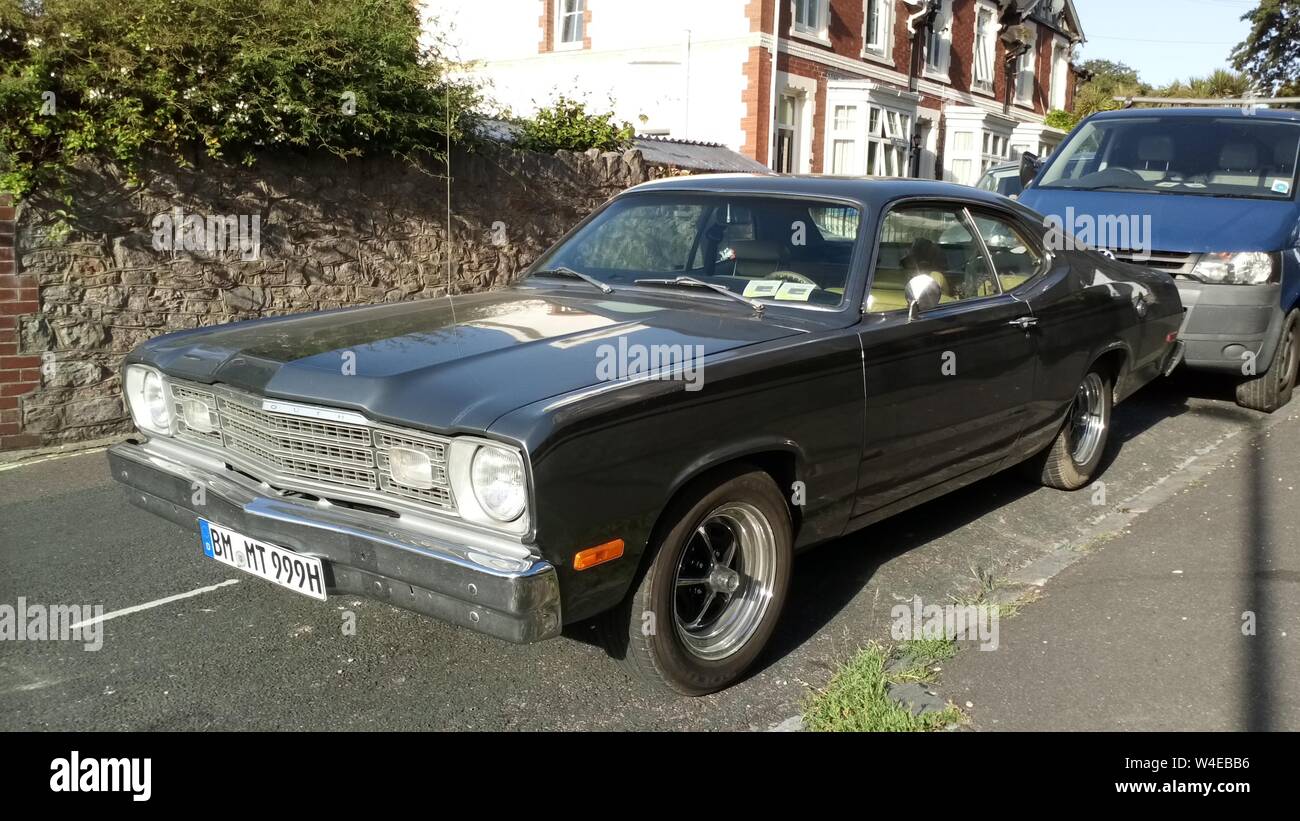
[1236,309,1298,413]
[597,468,792,696]
[1034,369,1113,491]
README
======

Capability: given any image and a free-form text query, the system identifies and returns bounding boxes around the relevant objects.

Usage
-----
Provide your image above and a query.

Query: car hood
[1020,188,1298,253]
[131,289,807,433]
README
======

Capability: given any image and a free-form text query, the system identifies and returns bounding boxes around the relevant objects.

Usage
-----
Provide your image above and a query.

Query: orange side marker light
[573,539,625,571]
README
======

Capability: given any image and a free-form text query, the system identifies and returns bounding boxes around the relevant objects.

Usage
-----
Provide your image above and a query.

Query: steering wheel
[768,270,818,287]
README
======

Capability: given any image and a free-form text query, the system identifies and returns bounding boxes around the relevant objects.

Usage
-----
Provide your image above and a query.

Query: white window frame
[922,0,953,82]
[862,0,894,62]
[824,81,918,178]
[864,104,912,177]
[775,93,801,174]
[556,0,586,50]
[971,2,998,96]
[793,0,831,45]
[777,73,817,174]
[980,130,1009,175]
[1016,26,1038,108]
[1049,36,1070,111]
[829,103,861,175]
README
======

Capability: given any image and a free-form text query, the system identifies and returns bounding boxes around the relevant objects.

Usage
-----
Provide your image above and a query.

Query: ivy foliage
[0,0,480,198]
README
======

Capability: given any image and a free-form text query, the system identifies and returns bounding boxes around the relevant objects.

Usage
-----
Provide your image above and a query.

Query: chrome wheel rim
[1068,373,1107,465]
[672,502,777,661]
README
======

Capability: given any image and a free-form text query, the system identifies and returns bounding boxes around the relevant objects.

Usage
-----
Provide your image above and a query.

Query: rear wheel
[1034,369,1113,491]
[1236,309,1298,413]
[597,469,792,696]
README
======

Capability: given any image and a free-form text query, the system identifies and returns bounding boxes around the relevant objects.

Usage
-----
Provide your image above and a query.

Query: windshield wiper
[633,276,765,317]
[530,266,613,294]
[1043,183,1155,193]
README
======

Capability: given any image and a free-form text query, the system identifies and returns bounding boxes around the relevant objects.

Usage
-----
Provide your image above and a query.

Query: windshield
[1037,116,1299,200]
[529,193,861,309]
[977,167,1022,197]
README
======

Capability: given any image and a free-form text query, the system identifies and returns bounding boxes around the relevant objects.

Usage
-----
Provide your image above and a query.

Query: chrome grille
[1111,248,1199,275]
[374,431,454,508]
[169,383,223,445]
[167,381,455,511]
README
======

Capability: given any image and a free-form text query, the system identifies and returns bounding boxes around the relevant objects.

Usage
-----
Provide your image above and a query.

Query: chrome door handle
[1008,316,1038,330]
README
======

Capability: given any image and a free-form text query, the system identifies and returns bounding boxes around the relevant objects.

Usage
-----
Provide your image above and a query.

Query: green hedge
[0,0,479,198]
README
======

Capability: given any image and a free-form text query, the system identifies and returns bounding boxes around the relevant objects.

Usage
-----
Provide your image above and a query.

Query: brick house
[429,0,1084,185]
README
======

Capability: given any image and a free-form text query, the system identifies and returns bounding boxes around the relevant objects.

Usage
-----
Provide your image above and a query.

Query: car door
[852,202,1038,518]
[964,206,1070,458]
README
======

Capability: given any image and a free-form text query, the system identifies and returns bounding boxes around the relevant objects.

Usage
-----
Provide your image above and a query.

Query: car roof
[624,173,1014,209]
[1087,106,1300,124]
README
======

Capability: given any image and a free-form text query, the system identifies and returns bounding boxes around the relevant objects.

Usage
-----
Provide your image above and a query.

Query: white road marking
[0,445,112,473]
[68,579,241,630]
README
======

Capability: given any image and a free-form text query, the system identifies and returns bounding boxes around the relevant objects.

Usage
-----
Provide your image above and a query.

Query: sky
[1073,0,1256,86]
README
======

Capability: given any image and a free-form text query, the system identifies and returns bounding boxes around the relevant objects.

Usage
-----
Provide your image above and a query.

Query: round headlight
[124,365,171,435]
[470,446,526,522]
[143,370,170,429]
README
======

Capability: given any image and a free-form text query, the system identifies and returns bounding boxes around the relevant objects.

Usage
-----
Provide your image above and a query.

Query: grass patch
[802,641,964,732]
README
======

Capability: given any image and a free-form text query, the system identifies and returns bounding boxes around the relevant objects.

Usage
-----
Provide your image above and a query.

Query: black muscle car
[110,175,1185,694]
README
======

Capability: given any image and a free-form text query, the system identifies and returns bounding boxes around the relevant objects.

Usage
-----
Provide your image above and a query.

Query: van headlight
[447,438,529,532]
[123,365,172,435]
[1188,252,1279,285]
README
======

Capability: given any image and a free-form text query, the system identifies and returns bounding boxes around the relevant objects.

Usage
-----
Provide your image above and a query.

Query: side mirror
[905,274,943,320]
[1019,151,1044,188]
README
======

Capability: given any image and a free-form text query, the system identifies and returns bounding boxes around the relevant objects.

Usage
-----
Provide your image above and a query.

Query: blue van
[1019,107,1300,412]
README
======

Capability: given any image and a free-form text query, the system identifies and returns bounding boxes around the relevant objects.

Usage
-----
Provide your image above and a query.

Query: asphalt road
[1,371,1294,730]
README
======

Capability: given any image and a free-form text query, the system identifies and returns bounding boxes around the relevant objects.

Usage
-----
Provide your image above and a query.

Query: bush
[0,0,480,198]
[515,95,634,153]
[1044,108,1077,131]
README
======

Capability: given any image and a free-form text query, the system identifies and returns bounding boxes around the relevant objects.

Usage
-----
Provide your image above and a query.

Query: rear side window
[970,213,1045,291]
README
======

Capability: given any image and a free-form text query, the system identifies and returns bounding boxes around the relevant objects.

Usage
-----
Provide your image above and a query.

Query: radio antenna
[446,84,453,299]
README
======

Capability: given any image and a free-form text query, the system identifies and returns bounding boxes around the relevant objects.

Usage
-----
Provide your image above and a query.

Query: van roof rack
[1114,96,1300,109]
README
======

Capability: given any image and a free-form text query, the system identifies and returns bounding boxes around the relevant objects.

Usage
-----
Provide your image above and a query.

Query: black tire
[597,467,792,696]
[1236,309,1299,413]
[1033,368,1114,491]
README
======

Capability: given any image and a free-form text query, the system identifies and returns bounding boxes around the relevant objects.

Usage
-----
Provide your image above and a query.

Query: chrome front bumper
[108,439,562,643]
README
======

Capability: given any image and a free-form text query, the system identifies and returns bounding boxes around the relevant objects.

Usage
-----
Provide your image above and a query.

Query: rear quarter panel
[1016,248,1182,457]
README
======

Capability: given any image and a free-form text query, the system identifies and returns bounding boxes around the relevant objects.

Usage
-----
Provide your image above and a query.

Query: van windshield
[1038,116,1299,200]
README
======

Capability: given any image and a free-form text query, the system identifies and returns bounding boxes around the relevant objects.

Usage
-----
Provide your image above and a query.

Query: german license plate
[199,519,326,601]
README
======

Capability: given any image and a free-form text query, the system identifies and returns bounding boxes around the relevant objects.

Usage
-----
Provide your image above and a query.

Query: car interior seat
[721,240,783,278]
[1211,142,1264,188]
[1134,135,1174,182]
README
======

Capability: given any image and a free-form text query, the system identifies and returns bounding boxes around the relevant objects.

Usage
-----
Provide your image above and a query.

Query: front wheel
[1033,369,1113,491]
[1236,309,1298,413]
[598,468,792,696]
